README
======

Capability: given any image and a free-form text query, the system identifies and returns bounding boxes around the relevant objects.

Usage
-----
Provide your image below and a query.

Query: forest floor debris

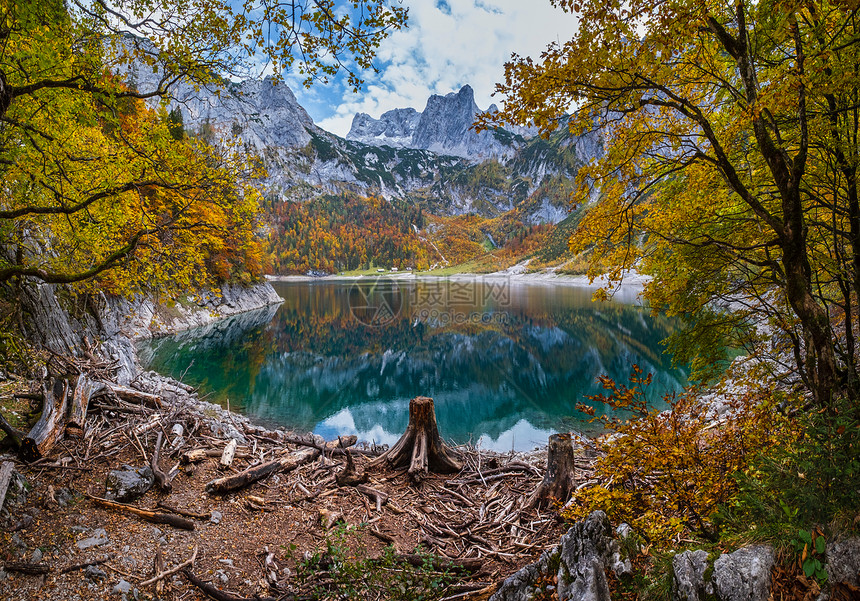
[0,365,596,600]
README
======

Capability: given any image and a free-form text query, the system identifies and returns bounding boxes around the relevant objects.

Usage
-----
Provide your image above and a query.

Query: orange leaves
[565,367,789,543]
[269,192,430,274]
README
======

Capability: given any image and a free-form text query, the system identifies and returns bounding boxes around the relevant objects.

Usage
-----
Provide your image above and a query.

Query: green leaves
[791,529,829,583]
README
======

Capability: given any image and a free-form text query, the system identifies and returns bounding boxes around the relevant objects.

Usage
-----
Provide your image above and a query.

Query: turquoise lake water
[138,278,689,451]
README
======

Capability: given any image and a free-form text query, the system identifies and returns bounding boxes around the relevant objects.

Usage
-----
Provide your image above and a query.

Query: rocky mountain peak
[347,107,420,148]
[346,84,526,161]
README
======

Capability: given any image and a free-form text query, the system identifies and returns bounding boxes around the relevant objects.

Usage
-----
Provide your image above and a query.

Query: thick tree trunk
[368,396,462,483]
[783,240,839,404]
[22,379,69,462]
[527,433,577,509]
[104,383,162,408]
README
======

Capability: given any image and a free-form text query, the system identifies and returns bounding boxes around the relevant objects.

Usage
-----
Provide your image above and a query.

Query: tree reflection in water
[138,279,689,451]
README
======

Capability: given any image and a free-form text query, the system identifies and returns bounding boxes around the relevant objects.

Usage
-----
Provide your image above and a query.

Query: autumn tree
[0,0,407,289]
[484,0,860,404]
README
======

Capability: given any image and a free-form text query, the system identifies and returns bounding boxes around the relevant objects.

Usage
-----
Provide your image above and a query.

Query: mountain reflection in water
[138,279,688,451]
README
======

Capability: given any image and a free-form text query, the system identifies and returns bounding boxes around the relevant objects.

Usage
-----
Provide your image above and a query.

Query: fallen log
[396,553,484,573]
[156,501,211,520]
[219,438,237,470]
[86,494,195,530]
[205,446,319,495]
[367,396,462,482]
[22,379,70,463]
[103,383,162,408]
[182,569,278,601]
[2,561,51,575]
[526,432,576,509]
[182,448,251,463]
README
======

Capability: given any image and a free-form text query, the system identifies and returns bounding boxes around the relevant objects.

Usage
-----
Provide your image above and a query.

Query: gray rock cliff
[120,41,599,221]
[347,85,523,161]
[347,108,421,148]
[18,280,282,384]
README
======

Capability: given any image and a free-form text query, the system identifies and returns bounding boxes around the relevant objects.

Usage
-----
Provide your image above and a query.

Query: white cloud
[300,0,578,136]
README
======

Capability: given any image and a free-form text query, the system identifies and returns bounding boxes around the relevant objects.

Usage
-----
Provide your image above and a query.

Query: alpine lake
[138,278,689,452]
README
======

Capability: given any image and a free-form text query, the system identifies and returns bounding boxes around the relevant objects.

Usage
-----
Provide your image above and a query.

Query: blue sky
[284,1,579,137]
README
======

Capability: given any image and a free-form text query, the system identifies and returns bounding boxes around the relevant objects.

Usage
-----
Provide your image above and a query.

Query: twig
[156,501,211,520]
[85,494,195,530]
[140,545,198,587]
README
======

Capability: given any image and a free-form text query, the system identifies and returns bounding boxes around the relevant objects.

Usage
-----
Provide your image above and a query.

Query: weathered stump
[22,379,69,463]
[368,396,462,483]
[527,432,577,509]
[67,374,103,437]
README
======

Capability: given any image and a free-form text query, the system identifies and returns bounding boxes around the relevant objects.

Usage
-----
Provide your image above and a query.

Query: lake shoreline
[266,268,652,290]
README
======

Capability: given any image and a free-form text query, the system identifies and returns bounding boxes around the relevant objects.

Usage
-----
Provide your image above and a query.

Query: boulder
[711,545,774,601]
[672,549,710,601]
[826,537,860,589]
[490,511,618,601]
[105,465,153,502]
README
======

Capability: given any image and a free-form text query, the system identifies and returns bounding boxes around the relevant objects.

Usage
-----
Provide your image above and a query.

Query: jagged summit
[348,108,420,148]
[125,50,598,220]
[346,84,530,161]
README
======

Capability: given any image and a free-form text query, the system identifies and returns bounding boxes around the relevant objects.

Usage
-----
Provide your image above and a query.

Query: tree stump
[527,432,577,509]
[22,379,69,463]
[368,396,462,483]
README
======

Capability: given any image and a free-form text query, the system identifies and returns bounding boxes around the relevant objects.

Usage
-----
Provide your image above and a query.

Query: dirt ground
[0,376,572,601]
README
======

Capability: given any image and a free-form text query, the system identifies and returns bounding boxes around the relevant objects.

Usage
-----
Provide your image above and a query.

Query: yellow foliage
[484,0,860,402]
[564,366,791,544]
